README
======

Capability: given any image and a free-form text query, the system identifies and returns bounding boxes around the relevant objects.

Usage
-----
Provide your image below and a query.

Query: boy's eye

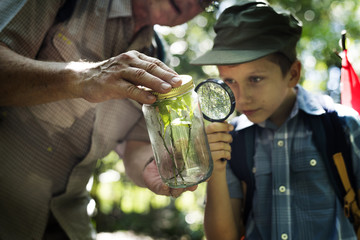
[249,76,262,83]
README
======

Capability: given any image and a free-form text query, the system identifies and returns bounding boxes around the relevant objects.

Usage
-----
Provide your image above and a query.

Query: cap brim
[191,49,276,65]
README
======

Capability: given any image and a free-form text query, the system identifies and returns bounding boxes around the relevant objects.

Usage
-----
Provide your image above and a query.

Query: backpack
[228,104,360,238]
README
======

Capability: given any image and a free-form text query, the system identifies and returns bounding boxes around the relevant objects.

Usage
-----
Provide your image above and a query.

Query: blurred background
[91,0,360,239]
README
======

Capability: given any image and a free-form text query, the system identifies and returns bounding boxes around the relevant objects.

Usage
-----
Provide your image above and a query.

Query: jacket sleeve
[0,0,64,58]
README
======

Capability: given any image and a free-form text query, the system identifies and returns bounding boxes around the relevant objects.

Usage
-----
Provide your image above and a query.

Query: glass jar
[142,75,213,188]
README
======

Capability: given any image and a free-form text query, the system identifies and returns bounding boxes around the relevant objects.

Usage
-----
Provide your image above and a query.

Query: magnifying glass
[195,78,236,122]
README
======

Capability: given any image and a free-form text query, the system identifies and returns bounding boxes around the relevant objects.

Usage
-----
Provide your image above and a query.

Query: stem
[158,131,175,165]
[184,124,192,164]
[168,111,184,185]
[168,113,178,185]
[157,124,185,185]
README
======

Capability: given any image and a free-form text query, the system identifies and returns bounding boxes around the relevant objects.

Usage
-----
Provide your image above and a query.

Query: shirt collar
[295,84,326,116]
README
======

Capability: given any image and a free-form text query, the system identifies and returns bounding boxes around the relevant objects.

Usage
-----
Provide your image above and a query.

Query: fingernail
[161,82,172,91]
[147,94,156,101]
[171,77,182,84]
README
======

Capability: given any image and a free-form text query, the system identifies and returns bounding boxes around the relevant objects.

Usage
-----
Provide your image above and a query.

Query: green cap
[191,1,302,65]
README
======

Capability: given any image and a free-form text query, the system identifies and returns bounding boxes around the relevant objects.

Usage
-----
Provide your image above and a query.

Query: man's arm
[123,140,153,188]
[123,140,197,197]
[0,44,182,106]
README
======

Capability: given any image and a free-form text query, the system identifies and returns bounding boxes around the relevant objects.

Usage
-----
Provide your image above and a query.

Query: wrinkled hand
[142,160,198,198]
[205,122,233,171]
[73,50,182,104]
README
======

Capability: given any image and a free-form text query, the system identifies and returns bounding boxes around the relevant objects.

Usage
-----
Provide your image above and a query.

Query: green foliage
[91,151,207,239]
[268,0,360,92]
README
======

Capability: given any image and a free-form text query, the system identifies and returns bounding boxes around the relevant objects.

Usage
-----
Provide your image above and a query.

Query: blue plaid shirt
[227,85,360,239]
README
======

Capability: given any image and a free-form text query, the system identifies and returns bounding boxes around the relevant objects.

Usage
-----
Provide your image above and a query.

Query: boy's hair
[266,52,295,76]
[191,1,302,66]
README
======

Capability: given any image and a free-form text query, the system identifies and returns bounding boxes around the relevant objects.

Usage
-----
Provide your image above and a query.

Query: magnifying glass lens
[195,79,235,122]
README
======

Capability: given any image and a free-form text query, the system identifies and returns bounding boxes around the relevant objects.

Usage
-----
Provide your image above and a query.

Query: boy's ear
[287,60,301,87]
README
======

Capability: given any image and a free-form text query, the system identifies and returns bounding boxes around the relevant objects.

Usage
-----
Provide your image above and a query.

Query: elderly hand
[0,46,182,106]
[68,50,182,104]
[142,159,198,198]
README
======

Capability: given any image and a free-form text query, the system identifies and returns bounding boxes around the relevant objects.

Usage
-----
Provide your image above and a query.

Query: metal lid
[152,75,194,100]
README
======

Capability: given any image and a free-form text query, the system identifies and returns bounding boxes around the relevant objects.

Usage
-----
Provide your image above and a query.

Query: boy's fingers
[205,122,234,134]
[211,150,231,161]
[207,132,233,144]
[209,141,232,151]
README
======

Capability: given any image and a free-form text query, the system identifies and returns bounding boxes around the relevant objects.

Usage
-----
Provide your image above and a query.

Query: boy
[192,1,360,239]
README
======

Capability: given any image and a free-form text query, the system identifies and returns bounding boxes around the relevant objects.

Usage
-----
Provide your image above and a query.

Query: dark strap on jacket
[229,125,256,224]
[303,109,355,207]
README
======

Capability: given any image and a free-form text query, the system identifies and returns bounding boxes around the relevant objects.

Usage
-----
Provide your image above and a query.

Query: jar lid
[152,75,194,100]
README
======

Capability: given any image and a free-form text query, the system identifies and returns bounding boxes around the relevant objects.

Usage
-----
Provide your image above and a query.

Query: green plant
[154,90,195,186]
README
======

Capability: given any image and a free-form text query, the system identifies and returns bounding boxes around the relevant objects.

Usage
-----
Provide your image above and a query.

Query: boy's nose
[235,85,251,106]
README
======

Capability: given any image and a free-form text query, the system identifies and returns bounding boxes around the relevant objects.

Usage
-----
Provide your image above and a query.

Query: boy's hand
[205,122,233,171]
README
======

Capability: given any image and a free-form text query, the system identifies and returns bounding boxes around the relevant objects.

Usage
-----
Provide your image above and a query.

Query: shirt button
[277,140,284,147]
[281,233,288,239]
[279,186,286,193]
[310,159,317,166]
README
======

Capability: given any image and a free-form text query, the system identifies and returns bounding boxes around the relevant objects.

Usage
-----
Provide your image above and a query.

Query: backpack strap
[302,107,357,221]
[229,125,256,224]
[323,111,358,222]
[302,110,347,205]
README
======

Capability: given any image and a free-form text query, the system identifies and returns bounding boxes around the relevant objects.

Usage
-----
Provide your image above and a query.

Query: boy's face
[218,56,300,126]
